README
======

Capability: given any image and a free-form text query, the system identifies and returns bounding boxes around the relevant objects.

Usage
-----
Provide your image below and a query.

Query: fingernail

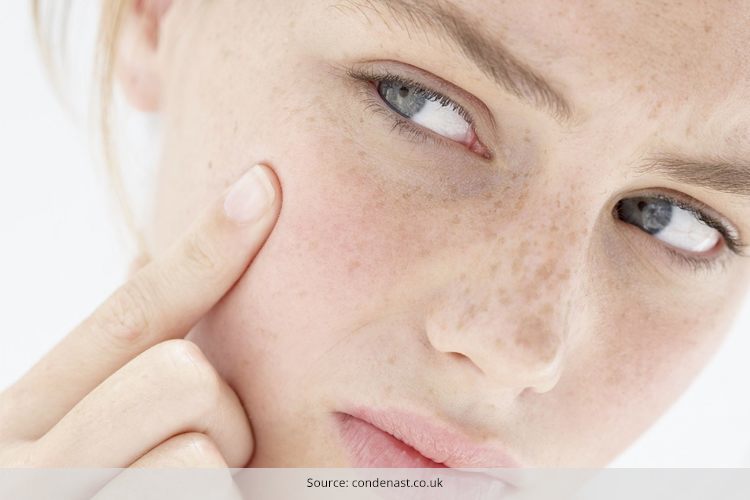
[223,164,275,223]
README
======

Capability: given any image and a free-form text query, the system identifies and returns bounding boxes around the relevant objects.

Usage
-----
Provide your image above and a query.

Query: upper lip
[342,406,523,469]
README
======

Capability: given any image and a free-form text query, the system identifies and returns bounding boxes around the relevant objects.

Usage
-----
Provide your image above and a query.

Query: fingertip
[223,163,280,224]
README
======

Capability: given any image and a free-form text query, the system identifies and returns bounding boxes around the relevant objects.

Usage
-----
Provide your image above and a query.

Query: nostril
[446,351,485,375]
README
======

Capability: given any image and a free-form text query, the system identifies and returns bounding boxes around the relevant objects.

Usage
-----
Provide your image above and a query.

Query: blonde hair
[31,0,145,252]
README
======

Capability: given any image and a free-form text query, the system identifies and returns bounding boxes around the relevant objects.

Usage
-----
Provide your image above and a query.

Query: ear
[115,0,173,112]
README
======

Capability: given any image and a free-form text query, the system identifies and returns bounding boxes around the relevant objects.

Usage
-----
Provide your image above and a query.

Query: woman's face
[141,0,750,466]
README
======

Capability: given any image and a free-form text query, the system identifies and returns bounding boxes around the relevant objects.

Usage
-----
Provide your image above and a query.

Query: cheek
[522,239,748,465]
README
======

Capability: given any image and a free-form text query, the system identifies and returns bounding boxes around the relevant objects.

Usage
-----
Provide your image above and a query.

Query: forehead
[454,0,750,146]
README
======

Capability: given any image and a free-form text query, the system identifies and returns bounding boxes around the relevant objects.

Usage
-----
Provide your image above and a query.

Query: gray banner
[1,468,748,500]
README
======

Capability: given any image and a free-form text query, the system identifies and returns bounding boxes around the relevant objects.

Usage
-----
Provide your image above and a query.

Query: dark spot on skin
[515,194,527,212]
[514,314,559,364]
[451,214,461,224]
[495,287,509,302]
[402,191,412,200]
[534,260,555,281]
[704,23,712,33]
[208,161,213,170]
[347,260,361,272]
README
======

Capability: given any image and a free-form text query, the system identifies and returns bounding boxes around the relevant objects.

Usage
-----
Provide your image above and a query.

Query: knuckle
[97,279,155,347]
[153,340,223,415]
[182,231,221,275]
[181,432,224,465]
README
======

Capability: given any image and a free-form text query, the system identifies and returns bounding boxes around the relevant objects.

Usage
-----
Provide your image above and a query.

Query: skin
[150,0,750,466]
[2,0,749,469]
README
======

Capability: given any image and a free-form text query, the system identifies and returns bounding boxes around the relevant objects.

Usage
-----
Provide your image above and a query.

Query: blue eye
[616,196,721,253]
[377,80,476,145]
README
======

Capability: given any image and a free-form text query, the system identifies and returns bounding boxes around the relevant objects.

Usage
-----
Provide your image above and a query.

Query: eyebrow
[640,156,750,198]
[332,0,573,122]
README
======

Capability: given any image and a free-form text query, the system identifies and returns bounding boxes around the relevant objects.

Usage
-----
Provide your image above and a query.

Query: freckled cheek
[255,164,435,313]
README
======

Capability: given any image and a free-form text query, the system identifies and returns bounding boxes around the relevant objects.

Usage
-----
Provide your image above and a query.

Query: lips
[334,407,521,468]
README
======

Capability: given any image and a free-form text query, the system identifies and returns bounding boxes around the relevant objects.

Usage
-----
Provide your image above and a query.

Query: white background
[1,1,749,467]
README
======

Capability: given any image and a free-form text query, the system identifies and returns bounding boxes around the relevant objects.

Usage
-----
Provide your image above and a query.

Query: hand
[0,163,281,468]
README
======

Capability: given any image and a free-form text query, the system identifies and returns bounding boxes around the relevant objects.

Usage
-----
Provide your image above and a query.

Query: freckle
[534,260,555,281]
[704,23,712,33]
[512,255,522,274]
[426,193,434,201]
[515,195,527,211]
[297,289,309,298]
[493,200,503,209]
[306,116,316,123]
[348,260,361,272]
[635,84,644,93]
[357,150,366,158]
[402,191,412,200]
[207,161,213,170]
[387,355,397,366]
[450,214,461,224]
[457,315,467,330]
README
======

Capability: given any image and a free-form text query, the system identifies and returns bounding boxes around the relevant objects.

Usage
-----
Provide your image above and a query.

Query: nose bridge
[425,228,581,394]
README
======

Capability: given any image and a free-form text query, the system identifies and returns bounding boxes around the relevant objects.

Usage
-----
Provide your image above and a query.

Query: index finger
[5,163,280,439]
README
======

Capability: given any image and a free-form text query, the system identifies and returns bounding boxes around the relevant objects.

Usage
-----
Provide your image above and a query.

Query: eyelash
[345,67,481,152]
[343,67,747,274]
[615,192,747,272]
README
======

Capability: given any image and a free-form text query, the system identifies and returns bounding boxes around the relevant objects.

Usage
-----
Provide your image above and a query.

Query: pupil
[617,197,673,235]
[378,80,427,118]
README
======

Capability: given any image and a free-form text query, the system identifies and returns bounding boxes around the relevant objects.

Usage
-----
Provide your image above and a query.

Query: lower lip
[335,413,446,468]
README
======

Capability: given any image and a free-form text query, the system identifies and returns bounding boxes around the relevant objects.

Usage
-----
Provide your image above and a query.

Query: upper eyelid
[362,70,474,124]
[342,60,498,130]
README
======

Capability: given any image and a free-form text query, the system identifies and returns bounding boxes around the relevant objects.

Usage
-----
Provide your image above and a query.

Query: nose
[424,239,579,395]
